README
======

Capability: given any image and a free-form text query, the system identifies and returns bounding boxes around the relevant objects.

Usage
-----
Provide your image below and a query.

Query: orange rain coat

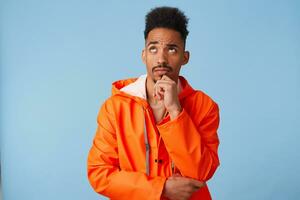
[87,75,220,200]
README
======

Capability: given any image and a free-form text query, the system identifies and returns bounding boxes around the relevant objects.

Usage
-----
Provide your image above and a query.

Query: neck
[146,76,156,103]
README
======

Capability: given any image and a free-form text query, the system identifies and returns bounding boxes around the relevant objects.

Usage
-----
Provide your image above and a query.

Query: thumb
[191,179,206,188]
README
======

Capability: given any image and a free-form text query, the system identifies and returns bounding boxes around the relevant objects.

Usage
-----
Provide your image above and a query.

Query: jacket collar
[119,74,183,100]
[111,74,196,104]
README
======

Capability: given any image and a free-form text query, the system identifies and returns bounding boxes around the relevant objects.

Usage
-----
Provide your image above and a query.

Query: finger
[161,75,172,81]
[155,82,171,88]
[154,91,162,100]
[191,180,206,188]
[154,82,167,94]
[158,90,164,98]
[156,84,162,98]
[154,81,165,90]
[154,82,174,93]
[156,80,174,85]
[156,93,163,100]
[154,85,163,100]
[153,85,159,99]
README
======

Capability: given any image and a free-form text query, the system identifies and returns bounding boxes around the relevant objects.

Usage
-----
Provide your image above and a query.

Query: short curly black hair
[144,6,189,43]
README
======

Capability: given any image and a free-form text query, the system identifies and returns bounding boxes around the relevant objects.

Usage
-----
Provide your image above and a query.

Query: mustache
[152,64,173,73]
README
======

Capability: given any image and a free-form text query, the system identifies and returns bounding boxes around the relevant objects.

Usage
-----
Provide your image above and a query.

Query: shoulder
[99,93,142,116]
[183,89,219,122]
[189,89,218,109]
[99,95,125,114]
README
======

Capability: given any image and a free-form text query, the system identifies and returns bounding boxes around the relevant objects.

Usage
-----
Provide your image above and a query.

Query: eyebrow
[147,41,159,47]
[166,44,179,48]
[146,41,179,48]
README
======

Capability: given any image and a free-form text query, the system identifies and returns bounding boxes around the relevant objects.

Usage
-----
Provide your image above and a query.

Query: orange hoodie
[87,75,220,200]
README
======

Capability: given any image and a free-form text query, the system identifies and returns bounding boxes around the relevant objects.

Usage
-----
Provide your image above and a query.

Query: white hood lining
[120,74,182,99]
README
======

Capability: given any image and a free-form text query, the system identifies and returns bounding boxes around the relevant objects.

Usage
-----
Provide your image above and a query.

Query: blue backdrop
[1,1,299,199]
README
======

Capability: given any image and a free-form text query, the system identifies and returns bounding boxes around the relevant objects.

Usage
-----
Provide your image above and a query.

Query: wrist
[168,106,182,120]
[162,177,172,198]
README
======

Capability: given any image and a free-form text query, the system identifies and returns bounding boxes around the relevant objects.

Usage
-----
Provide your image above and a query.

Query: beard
[152,64,173,83]
[153,77,160,83]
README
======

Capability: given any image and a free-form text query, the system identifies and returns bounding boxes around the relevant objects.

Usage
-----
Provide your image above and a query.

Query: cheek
[145,59,154,73]
[145,55,156,66]
[170,56,183,66]
[146,59,152,67]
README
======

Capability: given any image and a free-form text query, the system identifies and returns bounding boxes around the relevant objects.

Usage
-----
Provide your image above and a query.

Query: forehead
[146,28,184,46]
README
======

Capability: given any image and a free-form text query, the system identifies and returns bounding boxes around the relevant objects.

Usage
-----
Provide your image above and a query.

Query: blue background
[1,0,299,199]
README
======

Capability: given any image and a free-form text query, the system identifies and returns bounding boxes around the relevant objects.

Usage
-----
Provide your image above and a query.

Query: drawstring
[143,107,150,176]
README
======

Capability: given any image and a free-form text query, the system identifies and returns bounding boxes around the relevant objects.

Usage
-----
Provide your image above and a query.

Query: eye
[168,47,177,53]
[149,46,157,53]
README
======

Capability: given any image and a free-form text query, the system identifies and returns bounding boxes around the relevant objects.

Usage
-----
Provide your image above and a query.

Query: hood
[111,74,196,104]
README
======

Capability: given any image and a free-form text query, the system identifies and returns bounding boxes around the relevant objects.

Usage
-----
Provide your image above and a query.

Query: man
[87,7,220,200]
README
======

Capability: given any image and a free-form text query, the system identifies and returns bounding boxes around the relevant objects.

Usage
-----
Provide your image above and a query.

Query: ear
[142,49,146,64]
[182,51,190,65]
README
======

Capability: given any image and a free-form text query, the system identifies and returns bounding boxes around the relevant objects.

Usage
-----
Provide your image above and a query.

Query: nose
[157,49,168,66]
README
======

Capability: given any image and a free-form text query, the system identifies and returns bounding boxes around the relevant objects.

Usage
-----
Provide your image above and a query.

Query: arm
[154,75,220,181]
[87,99,166,200]
[157,102,220,181]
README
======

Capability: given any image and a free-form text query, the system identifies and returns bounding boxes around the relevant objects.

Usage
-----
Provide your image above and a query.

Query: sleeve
[157,102,220,181]
[87,99,166,200]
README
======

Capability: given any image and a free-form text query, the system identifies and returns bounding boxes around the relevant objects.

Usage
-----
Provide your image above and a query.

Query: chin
[153,77,160,83]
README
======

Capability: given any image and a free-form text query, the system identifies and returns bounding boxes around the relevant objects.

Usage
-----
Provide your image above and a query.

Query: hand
[153,75,182,119]
[162,174,206,200]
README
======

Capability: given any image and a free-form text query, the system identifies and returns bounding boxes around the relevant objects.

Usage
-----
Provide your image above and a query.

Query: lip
[154,70,169,77]
[154,68,170,72]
